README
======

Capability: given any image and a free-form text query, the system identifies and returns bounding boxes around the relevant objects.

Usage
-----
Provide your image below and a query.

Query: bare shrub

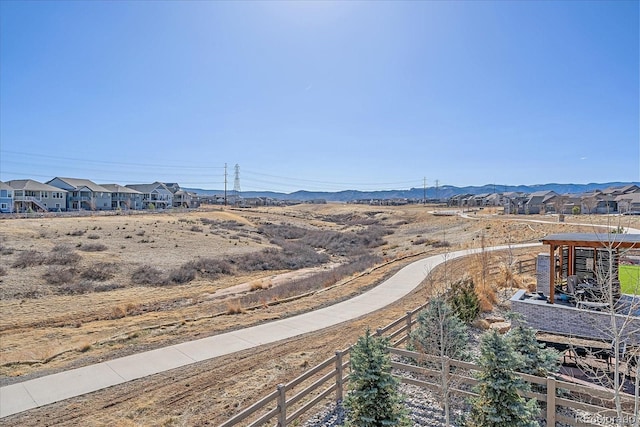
[12,250,46,268]
[168,265,197,284]
[250,282,266,291]
[0,266,6,276]
[46,245,81,265]
[68,229,86,236]
[433,240,451,248]
[87,234,100,240]
[226,301,245,314]
[43,266,77,285]
[234,241,329,272]
[412,237,431,246]
[110,306,126,319]
[259,223,307,240]
[78,243,108,252]
[189,225,203,232]
[356,225,390,248]
[136,230,145,236]
[202,218,245,230]
[185,258,233,279]
[0,246,14,255]
[230,254,381,310]
[57,280,94,295]
[94,282,125,292]
[81,262,118,281]
[131,265,166,285]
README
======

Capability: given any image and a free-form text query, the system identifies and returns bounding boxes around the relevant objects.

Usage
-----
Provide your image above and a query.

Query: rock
[473,318,491,330]
[489,321,511,334]
[484,316,505,324]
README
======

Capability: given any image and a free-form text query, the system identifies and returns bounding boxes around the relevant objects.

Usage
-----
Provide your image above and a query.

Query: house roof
[541,233,640,249]
[0,181,13,191]
[7,179,68,192]
[125,182,171,193]
[616,193,640,203]
[100,184,143,194]
[48,177,111,193]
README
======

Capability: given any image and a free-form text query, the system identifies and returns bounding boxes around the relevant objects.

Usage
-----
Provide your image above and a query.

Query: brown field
[1,204,638,425]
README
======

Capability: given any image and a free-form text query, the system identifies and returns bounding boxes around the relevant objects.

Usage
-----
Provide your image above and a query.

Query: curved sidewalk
[0,243,540,418]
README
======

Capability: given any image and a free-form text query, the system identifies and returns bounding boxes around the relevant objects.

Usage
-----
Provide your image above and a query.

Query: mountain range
[185,182,640,202]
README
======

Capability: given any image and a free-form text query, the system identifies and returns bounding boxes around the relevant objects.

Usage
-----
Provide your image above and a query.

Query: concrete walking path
[0,243,540,419]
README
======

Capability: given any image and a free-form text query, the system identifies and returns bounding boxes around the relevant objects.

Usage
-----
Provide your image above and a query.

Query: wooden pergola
[541,233,640,304]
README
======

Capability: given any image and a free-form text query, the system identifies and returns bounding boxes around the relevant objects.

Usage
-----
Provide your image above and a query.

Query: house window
[0,190,6,197]
[1,203,7,210]
[55,203,60,208]
[15,190,23,197]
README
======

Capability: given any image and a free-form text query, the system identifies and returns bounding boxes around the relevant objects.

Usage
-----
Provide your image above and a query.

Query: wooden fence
[488,258,537,276]
[219,303,638,427]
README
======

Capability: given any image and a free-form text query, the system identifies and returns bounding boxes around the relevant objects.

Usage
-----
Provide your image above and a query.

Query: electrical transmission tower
[233,164,241,205]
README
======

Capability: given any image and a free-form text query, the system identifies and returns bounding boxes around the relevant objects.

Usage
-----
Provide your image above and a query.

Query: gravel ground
[302,381,464,427]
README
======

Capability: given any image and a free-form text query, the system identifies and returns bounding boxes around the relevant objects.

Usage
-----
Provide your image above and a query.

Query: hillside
[186,181,640,202]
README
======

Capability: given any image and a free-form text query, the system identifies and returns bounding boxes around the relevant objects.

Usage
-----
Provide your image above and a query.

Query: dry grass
[0,204,627,388]
[226,301,245,315]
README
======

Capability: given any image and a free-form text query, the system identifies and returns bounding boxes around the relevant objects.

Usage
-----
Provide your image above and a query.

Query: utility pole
[224,163,227,206]
[435,179,439,202]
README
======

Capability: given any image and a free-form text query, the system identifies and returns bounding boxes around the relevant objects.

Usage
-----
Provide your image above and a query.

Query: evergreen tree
[507,320,560,378]
[344,330,410,427]
[447,276,480,323]
[470,330,539,427]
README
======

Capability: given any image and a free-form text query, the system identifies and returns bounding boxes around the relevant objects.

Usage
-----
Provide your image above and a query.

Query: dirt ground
[1,204,637,426]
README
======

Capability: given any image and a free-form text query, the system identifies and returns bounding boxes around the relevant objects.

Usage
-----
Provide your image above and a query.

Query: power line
[1,150,224,170]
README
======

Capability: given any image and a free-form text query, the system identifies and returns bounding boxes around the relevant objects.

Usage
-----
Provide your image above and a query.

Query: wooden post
[277,384,286,427]
[518,260,523,274]
[406,311,413,336]
[376,328,383,337]
[546,376,556,426]
[549,244,556,304]
[335,351,344,403]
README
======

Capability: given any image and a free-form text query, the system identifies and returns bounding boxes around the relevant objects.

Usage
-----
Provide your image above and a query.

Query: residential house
[166,184,200,209]
[524,190,558,214]
[577,190,618,214]
[101,184,143,210]
[125,182,173,209]
[483,193,504,207]
[7,179,68,212]
[47,177,112,211]
[616,192,640,214]
[0,181,15,213]
[502,192,527,215]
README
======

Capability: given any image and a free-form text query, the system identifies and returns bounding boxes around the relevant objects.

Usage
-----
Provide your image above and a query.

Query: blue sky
[1,1,638,193]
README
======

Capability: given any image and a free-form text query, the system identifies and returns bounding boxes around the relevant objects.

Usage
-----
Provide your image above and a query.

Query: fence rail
[219,301,637,427]
[488,258,537,276]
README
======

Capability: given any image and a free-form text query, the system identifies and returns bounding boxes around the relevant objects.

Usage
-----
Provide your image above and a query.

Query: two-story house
[6,179,68,212]
[0,181,15,213]
[47,177,112,211]
[125,182,173,209]
[100,184,143,210]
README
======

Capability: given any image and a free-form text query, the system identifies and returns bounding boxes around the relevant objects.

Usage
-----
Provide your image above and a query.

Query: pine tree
[447,276,480,323]
[470,329,539,427]
[344,330,410,427]
[507,321,560,378]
